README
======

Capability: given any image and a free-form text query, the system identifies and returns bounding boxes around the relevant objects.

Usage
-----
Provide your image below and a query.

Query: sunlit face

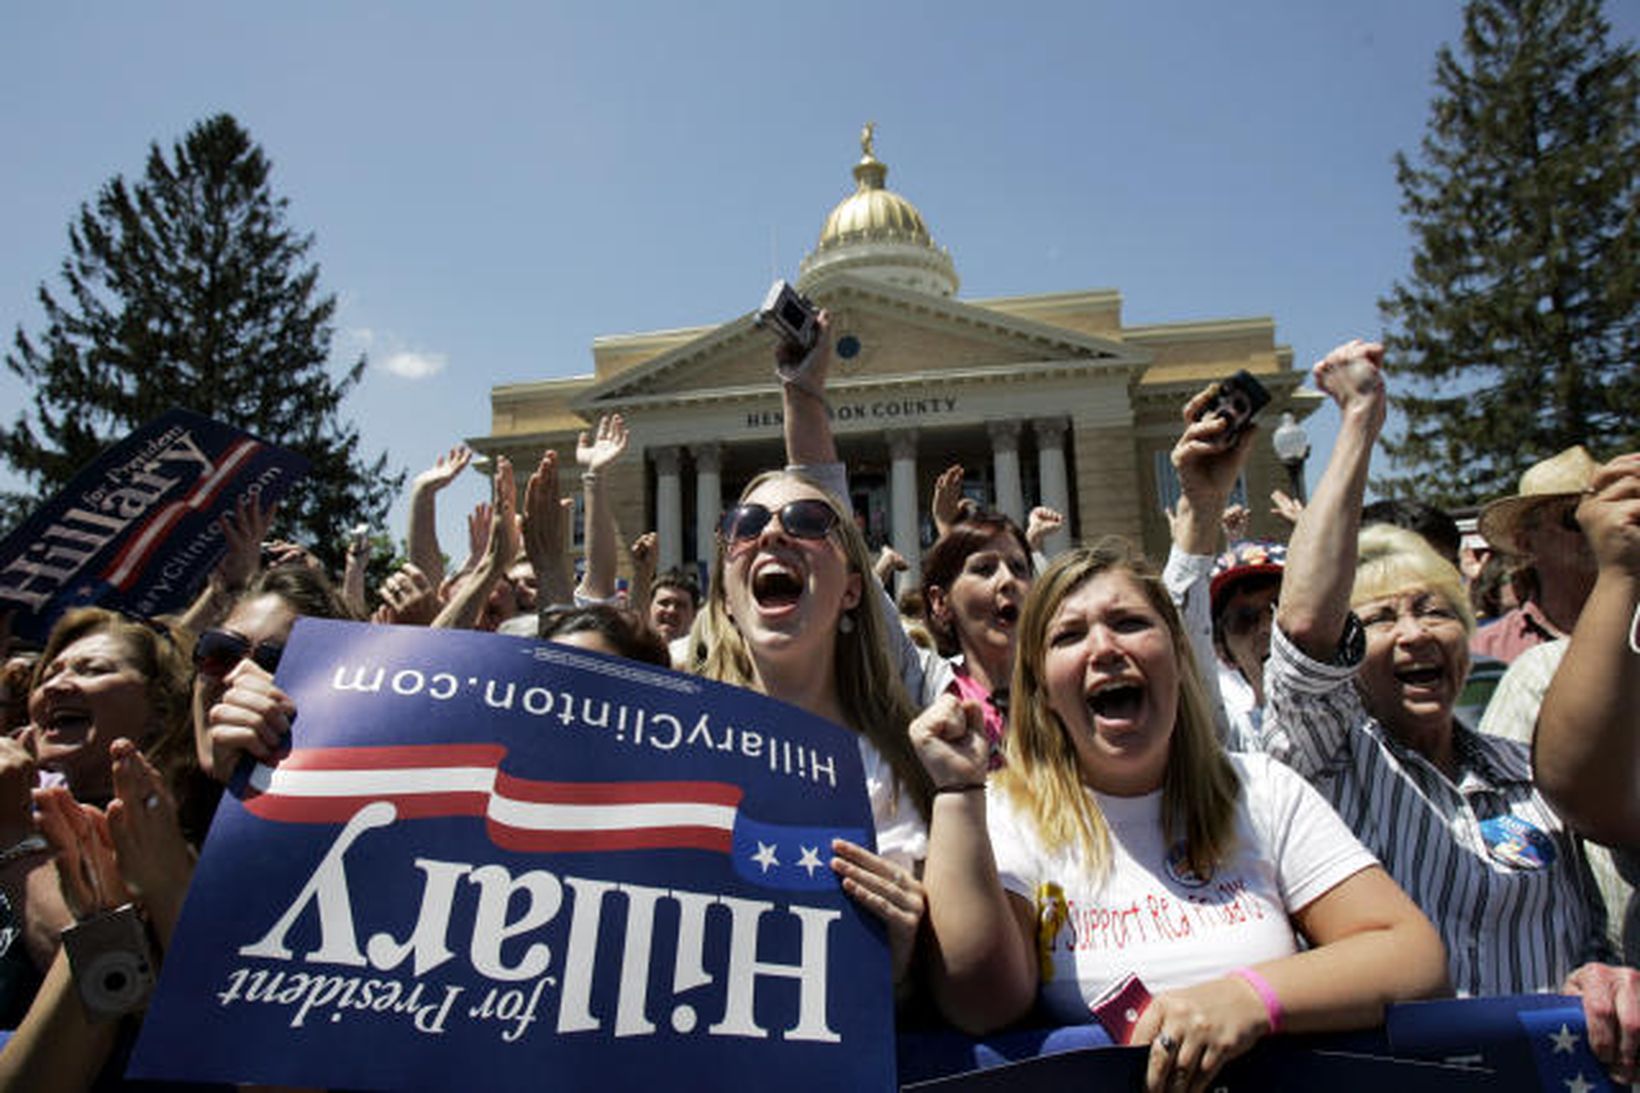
[649,587,697,643]
[1041,570,1178,796]
[722,478,860,665]
[1354,585,1469,745]
[29,631,155,798]
[192,594,299,770]
[931,532,1030,670]
[1218,581,1279,697]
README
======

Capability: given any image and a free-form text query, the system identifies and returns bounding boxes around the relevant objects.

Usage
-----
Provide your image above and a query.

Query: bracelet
[0,834,48,868]
[580,471,599,483]
[1229,966,1283,1033]
[932,783,986,796]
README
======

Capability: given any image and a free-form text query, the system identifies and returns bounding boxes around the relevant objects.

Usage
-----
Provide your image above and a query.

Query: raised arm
[1276,341,1387,659]
[176,495,274,636]
[912,695,1038,1034]
[433,457,517,630]
[779,311,836,467]
[521,450,574,608]
[626,532,657,618]
[574,415,628,603]
[406,444,472,587]
[1533,453,1640,845]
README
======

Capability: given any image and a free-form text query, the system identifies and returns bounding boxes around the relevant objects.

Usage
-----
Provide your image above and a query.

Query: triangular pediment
[571,274,1150,414]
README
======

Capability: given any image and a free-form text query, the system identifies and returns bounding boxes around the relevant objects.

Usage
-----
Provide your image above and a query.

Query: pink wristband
[1230,967,1283,1033]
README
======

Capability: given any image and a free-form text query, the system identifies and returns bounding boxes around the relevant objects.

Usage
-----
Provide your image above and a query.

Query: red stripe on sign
[243,790,492,824]
[273,744,509,771]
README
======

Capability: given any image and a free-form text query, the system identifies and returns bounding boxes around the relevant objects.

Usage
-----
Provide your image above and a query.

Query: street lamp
[1271,411,1310,503]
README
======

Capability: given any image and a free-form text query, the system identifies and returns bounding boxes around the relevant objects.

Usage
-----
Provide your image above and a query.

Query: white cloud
[379,350,447,379]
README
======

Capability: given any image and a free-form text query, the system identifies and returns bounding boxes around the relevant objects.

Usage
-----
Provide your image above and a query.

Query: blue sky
[4,2,1636,550]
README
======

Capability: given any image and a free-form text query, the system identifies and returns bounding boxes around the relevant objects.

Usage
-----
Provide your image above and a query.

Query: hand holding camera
[755,280,831,399]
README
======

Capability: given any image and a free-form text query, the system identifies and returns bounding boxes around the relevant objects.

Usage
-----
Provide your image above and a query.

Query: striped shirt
[1258,625,1611,997]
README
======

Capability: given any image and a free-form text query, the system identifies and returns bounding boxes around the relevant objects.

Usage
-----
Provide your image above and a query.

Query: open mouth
[1087,682,1144,721]
[43,707,93,736]
[994,602,1020,626]
[1394,664,1443,688]
[751,563,804,609]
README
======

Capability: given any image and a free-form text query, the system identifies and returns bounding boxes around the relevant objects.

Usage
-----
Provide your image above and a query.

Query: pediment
[572,274,1150,414]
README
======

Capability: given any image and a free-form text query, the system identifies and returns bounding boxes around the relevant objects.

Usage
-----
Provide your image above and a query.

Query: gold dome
[800,123,958,297]
[817,142,933,248]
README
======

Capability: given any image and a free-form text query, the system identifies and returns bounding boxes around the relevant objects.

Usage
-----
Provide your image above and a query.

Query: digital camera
[62,904,156,1021]
[1194,369,1271,447]
[754,279,820,361]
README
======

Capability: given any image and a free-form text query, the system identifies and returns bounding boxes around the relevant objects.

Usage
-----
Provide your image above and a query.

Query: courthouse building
[472,129,1316,587]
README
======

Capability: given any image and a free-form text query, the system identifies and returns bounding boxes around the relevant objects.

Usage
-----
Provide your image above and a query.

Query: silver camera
[62,904,156,1021]
[754,279,820,359]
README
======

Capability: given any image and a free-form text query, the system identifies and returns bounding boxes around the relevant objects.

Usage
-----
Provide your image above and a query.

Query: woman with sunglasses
[688,312,938,997]
[191,565,352,831]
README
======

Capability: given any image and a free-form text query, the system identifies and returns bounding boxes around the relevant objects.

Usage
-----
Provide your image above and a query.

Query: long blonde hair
[698,470,933,820]
[996,539,1239,880]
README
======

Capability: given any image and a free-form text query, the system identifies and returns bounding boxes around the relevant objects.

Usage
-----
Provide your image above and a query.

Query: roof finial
[860,120,876,159]
[853,121,887,192]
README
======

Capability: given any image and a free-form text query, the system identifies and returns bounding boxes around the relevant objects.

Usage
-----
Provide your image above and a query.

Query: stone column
[692,442,722,567]
[652,446,682,571]
[1033,416,1072,556]
[886,428,921,595]
[988,420,1025,525]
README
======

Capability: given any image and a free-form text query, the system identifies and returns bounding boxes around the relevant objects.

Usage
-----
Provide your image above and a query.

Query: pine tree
[1,114,401,566]
[1378,0,1640,504]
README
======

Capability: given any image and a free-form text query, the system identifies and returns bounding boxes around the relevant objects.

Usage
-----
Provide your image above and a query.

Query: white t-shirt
[862,737,928,868]
[988,752,1377,1024]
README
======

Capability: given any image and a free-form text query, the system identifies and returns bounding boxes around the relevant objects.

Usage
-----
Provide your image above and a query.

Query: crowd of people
[0,320,1637,1092]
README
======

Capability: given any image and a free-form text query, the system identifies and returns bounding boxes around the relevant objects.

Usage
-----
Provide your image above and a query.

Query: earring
[838,611,856,634]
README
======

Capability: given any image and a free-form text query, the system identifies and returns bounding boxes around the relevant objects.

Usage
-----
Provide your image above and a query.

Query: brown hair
[919,514,1033,659]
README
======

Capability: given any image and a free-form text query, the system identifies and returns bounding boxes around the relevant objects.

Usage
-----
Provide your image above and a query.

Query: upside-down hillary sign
[129,618,895,1091]
[0,408,309,643]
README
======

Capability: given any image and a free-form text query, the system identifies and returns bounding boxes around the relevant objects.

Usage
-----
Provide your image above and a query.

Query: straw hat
[1476,446,1598,556]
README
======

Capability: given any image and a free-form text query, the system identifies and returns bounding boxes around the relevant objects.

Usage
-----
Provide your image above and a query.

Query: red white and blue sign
[128,618,895,1091]
[0,408,309,642]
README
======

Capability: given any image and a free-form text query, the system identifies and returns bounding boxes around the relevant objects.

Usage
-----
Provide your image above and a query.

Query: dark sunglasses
[193,628,283,679]
[719,499,840,545]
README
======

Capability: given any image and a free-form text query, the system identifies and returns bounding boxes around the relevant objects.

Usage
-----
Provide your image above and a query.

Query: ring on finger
[1157,1032,1178,1053]
[143,792,161,810]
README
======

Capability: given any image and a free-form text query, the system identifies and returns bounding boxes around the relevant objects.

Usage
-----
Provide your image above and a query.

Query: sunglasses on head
[193,628,283,679]
[719,499,840,546]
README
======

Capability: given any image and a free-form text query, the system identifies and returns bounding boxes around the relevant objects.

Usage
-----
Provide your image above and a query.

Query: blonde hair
[698,470,934,820]
[1352,524,1476,637]
[995,539,1240,880]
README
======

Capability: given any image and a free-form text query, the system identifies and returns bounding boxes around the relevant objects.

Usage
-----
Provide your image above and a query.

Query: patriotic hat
[1210,540,1287,614]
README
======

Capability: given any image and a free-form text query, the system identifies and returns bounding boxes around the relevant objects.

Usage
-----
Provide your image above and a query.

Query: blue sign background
[0,407,309,642]
[130,619,896,1091]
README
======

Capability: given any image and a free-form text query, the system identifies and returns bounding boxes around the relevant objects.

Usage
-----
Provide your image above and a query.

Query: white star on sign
[751,841,779,873]
[1549,1023,1580,1055]
[1564,1072,1593,1093]
[797,846,823,877]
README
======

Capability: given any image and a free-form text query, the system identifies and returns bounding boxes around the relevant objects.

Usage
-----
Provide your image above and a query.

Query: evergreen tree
[1,114,401,566]
[1378,0,1640,504]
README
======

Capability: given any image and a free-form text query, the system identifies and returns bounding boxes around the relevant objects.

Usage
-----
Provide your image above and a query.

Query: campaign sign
[129,618,895,1091]
[0,408,309,642]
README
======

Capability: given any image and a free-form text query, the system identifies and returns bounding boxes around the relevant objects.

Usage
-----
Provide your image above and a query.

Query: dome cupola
[797,123,958,297]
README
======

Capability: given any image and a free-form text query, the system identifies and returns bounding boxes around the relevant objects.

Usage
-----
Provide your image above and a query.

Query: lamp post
[1271,411,1310,503]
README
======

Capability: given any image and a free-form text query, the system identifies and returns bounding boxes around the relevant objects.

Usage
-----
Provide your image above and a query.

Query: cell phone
[1194,369,1271,447]
[1089,972,1153,1045]
[754,279,820,364]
